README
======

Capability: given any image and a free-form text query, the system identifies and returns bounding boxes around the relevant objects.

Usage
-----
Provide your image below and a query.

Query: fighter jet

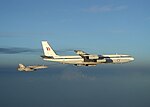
[41,41,134,66]
[18,64,48,71]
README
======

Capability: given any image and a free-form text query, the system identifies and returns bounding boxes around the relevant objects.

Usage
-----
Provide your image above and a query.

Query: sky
[0,0,150,66]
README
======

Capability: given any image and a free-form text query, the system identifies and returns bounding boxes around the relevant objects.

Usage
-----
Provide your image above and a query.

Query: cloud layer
[0,47,40,54]
[0,47,75,55]
[83,5,128,13]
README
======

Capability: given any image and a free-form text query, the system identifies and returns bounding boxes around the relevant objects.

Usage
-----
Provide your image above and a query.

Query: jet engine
[88,55,99,59]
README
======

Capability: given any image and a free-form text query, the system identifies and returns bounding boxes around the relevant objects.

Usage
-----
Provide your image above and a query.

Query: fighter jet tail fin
[41,41,58,57]
[19,64,25,69]
[18,64,25,71]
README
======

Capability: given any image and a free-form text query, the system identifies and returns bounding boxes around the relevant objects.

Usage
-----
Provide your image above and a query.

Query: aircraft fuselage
[41,41,134,66]
[42,54,134,65]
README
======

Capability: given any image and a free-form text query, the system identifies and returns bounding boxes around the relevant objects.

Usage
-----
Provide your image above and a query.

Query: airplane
[18,64,48,71]
[41,41,134,66]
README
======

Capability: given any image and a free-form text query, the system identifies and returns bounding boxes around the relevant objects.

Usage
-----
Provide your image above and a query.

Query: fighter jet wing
[28,65,48,70]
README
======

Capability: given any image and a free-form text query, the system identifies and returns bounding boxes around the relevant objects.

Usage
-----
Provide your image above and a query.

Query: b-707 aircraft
[18,64,48,71]
[41,41,134,66]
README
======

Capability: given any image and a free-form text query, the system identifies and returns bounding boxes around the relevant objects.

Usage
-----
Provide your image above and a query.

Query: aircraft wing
[28,65,48,70]
[74,50,100,60]
[74,50,89,56]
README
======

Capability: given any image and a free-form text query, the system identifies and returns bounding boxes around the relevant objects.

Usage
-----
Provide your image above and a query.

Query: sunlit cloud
[83,5,128,13]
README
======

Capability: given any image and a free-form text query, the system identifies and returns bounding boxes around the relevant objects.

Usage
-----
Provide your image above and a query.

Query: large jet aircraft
[41,41,134,66]
[18,64,48,71]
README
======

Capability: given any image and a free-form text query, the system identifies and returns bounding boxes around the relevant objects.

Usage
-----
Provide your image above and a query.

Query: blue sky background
[0,0,150,67]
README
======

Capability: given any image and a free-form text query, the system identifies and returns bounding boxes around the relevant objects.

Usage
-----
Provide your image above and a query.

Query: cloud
[57,70,97,81]
[0,47,40,54]
[146,17,150,21]
[0,32,54,37]
[110,30,125,33]
[83,5,128,13]
[56,49,74,53]
[0,47,76,55]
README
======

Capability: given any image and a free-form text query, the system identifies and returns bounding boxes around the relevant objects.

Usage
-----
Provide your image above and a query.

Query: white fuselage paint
[43,54,134,65]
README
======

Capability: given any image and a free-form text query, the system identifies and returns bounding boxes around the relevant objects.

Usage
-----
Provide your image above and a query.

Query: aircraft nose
[130,57,134,61]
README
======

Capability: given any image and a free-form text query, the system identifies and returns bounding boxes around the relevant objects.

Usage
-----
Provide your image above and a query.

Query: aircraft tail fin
[19,64,25,69]
[18,64,25,71]
[41,41,58,57]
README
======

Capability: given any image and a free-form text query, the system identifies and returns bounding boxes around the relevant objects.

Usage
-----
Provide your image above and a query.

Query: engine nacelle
[97,59,106,63]
[74,64,96,66]
[88,55,99,59]
[86,64,96,66]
